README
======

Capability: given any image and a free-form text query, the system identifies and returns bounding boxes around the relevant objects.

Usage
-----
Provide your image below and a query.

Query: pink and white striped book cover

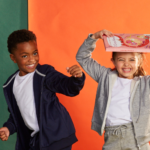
[103,33,150,52]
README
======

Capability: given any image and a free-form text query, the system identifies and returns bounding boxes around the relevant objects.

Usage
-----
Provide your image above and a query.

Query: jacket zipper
[39,77,45,150]
[129,81,141,149]
[101,73,117,134]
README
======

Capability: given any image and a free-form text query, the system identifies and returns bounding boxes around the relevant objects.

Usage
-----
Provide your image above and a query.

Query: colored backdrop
[28,1,150,149]
[1,0,150,150]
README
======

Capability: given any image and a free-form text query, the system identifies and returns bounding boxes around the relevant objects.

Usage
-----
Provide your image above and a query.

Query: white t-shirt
[106,77,132,126]
[13,71,39,137]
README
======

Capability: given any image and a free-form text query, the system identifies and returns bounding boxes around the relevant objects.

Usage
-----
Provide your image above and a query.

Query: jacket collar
[3,64,45,88]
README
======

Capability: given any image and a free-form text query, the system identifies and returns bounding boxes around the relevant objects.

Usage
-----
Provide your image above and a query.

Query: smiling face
[10,40,39,76]
[112,52,140,79]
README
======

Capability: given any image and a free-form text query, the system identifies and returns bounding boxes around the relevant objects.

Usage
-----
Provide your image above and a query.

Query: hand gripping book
[103,33,150,52]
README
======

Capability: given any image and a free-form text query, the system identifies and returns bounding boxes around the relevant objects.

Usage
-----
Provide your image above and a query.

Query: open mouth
[122,68,131,73]
[26,63,36,69]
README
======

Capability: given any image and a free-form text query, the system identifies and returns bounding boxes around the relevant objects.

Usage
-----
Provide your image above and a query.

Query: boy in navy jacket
[0,29,85,150]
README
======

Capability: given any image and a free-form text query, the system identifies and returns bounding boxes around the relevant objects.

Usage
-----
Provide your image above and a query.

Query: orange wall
[28,1,150,149]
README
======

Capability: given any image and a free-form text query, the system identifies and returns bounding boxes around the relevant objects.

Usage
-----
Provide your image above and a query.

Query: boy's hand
[67,65,83,78]
[0,127,10,141]
[91,29,113,40]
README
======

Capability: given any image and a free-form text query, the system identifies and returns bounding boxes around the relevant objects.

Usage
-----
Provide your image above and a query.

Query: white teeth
[123,69,130,71]
[27,64,34,67]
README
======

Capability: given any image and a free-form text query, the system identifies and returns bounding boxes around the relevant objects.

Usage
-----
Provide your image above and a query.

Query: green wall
[0,0,28,149]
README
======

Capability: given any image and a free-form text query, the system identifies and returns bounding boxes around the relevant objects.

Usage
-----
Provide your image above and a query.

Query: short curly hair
[7,29,37,54]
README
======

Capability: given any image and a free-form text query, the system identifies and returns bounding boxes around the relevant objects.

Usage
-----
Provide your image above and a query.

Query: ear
[10,54,17,63]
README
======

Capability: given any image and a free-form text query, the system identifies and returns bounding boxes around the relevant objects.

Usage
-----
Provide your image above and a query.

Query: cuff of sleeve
[73,72,85,83]
[84,34,99,47]
[3,122,16,135]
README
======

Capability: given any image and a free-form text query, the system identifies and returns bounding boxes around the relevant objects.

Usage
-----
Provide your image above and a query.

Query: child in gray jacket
[76,29,150,150]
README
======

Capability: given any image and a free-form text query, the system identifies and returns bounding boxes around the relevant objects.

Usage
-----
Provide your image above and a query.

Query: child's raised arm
[91,29,113,40]
[76,29,113,82]
[44,65,85,96]
[67,65,83,78]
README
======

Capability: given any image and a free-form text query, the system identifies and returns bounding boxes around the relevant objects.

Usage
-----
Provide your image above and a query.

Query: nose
[29,55,36,63]
[124,60,129,67]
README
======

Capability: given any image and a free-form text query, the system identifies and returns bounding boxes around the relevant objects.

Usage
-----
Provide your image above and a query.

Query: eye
[118,59,123,61]
[130,59,135,61]
[22,55,27,58]
[33,52,38,56]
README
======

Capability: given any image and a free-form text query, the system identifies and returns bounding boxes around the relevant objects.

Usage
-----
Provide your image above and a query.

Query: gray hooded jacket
[76,35,150,148]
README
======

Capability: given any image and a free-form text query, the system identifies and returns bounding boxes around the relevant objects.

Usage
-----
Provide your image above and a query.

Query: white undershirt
[13,71,39,137]
[106,77,132,126]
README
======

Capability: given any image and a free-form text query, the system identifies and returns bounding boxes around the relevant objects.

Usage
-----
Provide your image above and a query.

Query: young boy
[0,29,85,150]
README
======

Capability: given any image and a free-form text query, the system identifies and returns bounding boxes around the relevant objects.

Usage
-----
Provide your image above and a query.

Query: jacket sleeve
[45,66,85,96]
[3,108,17,135]
[76,34,109,82]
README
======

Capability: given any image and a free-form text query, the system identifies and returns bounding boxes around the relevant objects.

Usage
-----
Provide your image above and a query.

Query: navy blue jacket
[2,64,85,150]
